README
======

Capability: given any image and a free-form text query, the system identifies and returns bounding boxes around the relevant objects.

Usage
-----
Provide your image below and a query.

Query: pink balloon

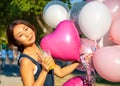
[98,31,116,47]
[93,45,120,82]
[77,38,99,70]
[110,13,120,45]
[103,0,120,16]
[112,11,120,21]
[80,38,99,54]
[40,20,80,61]
[62,76,88,86]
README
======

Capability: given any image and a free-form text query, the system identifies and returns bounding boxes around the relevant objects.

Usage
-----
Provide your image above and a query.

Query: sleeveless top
[18,54,54,86]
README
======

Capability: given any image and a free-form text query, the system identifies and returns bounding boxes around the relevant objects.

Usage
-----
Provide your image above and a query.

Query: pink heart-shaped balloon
[40,20,80,61]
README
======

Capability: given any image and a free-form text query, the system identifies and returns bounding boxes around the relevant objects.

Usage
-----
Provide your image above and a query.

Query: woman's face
[13,24,36,47]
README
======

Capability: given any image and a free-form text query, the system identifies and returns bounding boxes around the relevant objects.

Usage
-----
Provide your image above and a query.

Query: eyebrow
[17,25,26,37]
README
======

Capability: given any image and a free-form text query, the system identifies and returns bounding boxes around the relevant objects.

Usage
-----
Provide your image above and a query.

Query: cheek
[21,36,26,40]
[15,36,26,44]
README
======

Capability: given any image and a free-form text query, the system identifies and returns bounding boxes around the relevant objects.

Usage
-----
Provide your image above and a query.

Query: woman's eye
[25,28,28,31]
[18,34,22,37]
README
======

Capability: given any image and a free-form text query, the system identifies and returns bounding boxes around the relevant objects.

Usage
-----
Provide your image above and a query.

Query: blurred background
[0,0,120,86]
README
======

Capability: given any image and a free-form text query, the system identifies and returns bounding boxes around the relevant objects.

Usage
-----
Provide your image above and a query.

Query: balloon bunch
[84,0,120,82]
[40,0,120,85]
[71,0,120,83]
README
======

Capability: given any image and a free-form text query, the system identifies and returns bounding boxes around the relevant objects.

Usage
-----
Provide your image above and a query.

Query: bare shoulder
[20,57,32,67]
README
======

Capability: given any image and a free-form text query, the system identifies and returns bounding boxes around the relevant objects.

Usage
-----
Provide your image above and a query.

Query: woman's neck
[23,43,38,54]
[23,43,42,61]
[26,43,37,49]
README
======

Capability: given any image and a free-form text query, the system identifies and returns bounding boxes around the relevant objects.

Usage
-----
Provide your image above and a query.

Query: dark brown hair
[6,20,36,52]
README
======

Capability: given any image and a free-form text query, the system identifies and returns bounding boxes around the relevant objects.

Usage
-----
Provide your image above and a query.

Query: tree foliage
[0,0,71,44]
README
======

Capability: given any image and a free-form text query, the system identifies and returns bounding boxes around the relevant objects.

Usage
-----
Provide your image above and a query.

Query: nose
[24,32,29,37]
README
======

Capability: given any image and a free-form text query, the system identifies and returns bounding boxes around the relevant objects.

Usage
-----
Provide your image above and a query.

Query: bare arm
[20,58,48,86]
[54,61,80,78]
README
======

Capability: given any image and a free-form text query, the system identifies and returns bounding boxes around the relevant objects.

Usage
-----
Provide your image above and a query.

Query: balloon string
[80,53,96,86]
[93,40,97,52]
[86,60,96,86]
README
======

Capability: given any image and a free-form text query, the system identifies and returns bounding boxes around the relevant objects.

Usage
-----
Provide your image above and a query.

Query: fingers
[41,56,55,71]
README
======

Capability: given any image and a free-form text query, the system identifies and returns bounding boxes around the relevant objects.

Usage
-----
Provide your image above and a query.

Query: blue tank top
[18,54,54,86]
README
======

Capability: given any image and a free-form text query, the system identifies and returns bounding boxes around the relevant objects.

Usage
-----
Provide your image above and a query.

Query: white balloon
[95,0,105,2]
[43,1,69,28]
[78,1,112,40]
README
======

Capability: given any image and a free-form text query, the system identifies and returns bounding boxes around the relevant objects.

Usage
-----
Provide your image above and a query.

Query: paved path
[0,75,23,86]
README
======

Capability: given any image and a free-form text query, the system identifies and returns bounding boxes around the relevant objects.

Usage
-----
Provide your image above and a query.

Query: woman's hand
[41,52,55,72]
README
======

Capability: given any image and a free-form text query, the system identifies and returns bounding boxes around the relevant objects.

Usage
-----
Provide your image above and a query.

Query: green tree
[0,0,12,44]
[10,0,52,37]
[10,0,71,34]
[0,0,71,44]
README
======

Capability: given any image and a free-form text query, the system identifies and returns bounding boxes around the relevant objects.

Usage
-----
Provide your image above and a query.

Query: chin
[24,40,36,47]
[25,43,34,47]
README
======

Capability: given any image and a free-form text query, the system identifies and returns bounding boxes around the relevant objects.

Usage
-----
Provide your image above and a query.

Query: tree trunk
[35,14,53,35]
[35,15,47,33]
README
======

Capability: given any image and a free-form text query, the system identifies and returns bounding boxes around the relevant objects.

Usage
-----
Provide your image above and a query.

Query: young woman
[6,20,80,86]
